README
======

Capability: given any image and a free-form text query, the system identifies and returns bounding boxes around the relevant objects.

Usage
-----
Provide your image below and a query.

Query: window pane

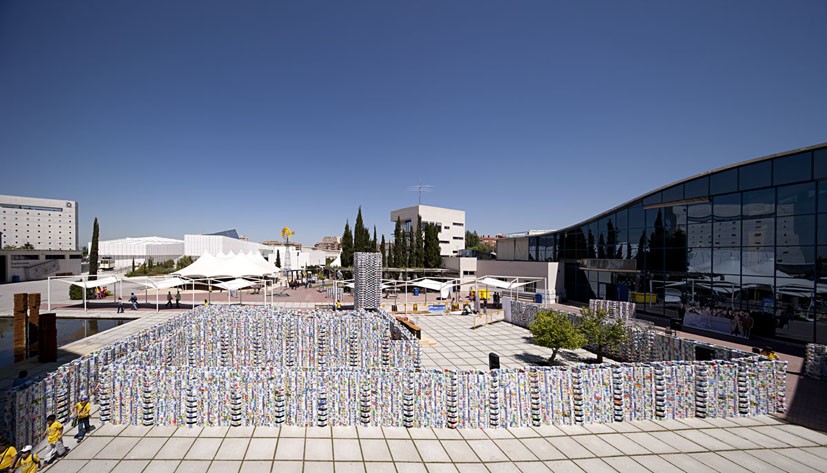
[684,177,709,199]
[743,218,774,247]
[688,224,712,247]
[714,193,741,221]
[643,192,662,206]
[714,221,741,247]
[777,182,816,216]
[776,246,815,279]
[821,213,827,245]
[687,247,711,272]
[713,248,741,274]
[820,181,827,213]
[777,214,815,246]
[743,188,775,217]
[813,147,827,179]
[819,246,827,277]
[774,152,812,185]
[662,185,684,203]
[743,247,775,276]
[739,161,772,190]
[711,168,738,195]
[614,209,628,231]
[628,204,645,228]
[687,202,712,223]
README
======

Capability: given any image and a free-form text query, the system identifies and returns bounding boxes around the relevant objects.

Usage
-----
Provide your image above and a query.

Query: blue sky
[2,1,826,248]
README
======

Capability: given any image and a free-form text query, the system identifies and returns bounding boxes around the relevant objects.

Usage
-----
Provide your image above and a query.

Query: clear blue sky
[2,1,826,248]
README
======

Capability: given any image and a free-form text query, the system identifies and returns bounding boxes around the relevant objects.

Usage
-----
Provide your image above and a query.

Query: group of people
[165,290,182,308]
[0,395,93,471]
[92,286,108,299]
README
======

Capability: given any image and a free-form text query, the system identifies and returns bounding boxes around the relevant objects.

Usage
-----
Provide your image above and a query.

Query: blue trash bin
[413,288,420,296]
[534,293,543,303]
[11,275,20,283]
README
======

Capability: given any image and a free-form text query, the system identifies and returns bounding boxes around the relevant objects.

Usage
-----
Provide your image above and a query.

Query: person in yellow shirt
[13,445,40,473]
[73,394,92,442]
[43,414,66,464]
[0,438,18,471]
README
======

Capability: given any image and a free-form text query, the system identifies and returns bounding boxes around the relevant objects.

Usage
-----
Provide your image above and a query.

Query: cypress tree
[393,217,407,268]
[372,226,378,252]
[414,216,424,268]
[89,218,100,280]
[275,251,281,268]
[354,207,369,253]
[424,224,442,268]
[380,235,387,266]
[341,221,354,267]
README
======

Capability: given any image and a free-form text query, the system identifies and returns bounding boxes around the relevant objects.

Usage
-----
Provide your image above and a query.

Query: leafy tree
[341,221,354,267]
[380,234,387,266]
[579,308,627,363]
[175,255,194,270]
[88,218,100,280]
[20,242,34,250]
[424,224,441,268]
[465,230,480,248]
[529,310,586,363]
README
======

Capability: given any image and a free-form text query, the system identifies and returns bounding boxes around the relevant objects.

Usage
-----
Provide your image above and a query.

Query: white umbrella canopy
[174,251,278,278]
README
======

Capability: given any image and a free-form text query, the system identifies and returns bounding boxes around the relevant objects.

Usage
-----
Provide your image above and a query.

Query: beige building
[0,194,78,250]
[390,205,465,256]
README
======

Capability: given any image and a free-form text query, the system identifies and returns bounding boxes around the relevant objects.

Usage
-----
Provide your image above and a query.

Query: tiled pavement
[18,312,827,472]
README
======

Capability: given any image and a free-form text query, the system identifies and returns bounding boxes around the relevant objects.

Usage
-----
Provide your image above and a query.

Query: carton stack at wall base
[3,305,787,448]
[353,252,382,311]
[804,344,827,380]
[13,293,27,363]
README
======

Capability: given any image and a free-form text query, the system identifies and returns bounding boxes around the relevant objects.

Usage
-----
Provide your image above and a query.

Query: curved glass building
[525,143,827,344]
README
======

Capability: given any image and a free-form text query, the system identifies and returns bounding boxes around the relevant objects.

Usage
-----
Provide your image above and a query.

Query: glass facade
[526,144,827,344]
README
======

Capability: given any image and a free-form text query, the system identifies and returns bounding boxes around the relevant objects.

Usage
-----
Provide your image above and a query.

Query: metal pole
[156,287,159,312]
[83,277,87,312]
[48,276,51,312]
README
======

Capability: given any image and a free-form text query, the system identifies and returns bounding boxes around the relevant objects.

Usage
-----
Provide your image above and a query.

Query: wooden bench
[395,316,422,339]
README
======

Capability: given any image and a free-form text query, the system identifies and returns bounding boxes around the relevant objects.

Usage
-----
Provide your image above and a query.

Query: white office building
[0,194,78,250]
[390,205,466,256]
[95,236,185,271]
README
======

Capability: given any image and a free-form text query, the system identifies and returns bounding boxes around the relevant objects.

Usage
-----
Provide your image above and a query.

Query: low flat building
[0,249,82,283]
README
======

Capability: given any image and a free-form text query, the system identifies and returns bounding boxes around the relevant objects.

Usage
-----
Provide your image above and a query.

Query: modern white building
[184,234,269,257]
[0,194,78,250]
[95,236,185,271]
[390,205,466,256]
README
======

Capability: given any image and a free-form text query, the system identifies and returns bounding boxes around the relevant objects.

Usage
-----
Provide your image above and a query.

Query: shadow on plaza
[514,350,596,367]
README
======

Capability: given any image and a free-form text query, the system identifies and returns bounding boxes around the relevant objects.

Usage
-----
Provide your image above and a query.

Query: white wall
[1,251,82,282]
[390,205,466,256]
[184,235,268,257]
[476,259,564,302]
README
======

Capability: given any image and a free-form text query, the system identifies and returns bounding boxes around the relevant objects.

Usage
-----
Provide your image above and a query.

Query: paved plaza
[0,310,817,472]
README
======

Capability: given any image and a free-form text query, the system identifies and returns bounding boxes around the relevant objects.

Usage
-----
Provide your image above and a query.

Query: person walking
[72,395,92,442]
[175,289,181,308]
[0,439,18,471]
[43,414,66,464]
[129,293,138,310]
[116,297,124,314]
[13,445,40,473]
[166,291,173,308]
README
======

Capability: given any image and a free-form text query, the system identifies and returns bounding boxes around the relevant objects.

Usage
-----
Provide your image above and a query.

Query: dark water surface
[0,318,131,368]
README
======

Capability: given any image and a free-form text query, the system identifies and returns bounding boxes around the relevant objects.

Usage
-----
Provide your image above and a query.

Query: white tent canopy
[476,277,533,290]
[66,276,120,289]
[174,251,279,278]
[124,276,189,290]
[215,278,256,291]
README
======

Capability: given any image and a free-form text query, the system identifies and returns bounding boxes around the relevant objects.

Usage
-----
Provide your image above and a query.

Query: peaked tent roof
[174,251,279,278]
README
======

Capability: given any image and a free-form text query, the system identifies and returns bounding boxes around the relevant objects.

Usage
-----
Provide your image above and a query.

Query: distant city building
[478,234,504,250]
[314,236,342,251]
[390,205,465,256]
[0,194,78,250]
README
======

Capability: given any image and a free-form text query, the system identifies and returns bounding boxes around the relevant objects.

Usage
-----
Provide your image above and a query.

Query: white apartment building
[0,194,78,250]
[390,205,465,256]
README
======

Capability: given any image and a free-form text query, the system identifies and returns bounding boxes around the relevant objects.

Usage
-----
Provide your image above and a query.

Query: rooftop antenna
[407,180,433,205]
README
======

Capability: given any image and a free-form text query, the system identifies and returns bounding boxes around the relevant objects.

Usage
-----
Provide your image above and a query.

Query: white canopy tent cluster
[48,251,281,311]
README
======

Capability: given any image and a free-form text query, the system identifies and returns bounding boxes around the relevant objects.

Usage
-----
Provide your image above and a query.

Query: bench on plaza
[395,316,422,339]
[315,303,335,310]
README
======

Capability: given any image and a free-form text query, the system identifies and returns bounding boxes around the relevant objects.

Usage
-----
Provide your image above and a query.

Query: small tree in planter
[579,308,627,363]
[529,310,586,364]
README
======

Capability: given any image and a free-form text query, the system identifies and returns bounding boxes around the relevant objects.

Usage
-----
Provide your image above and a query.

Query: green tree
[275,251,281,268]
[372,225,378,253]
[465,230,480,248]
[393,217,407,268]
[88,217,100,280]
[353,207,371,253]
[341,221,354,267]
[424,224,441,268]
[413,215,424,268]
[380,234,387,266]
[175,255,194,270]
[579,308,627,363]
[20,242,34,250]
[387,241,395,268]
[529,310,586,363]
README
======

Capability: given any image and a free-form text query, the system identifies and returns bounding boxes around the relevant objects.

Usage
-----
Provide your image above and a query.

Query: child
[73,394,92,442]
[14,445,40,473]
[0,439,18,471]
[43,414,66,464]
